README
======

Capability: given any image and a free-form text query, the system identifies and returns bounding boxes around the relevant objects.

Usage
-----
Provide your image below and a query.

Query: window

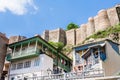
[24,77,28,80]
[11,77,14,80]
[24,61,31,68]
[34,58,40,66]
[17,63,23,69]
[11,64,16,70]
[22,47,26,51]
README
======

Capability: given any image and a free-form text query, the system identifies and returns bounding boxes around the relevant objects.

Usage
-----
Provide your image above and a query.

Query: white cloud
[0,0,38,15]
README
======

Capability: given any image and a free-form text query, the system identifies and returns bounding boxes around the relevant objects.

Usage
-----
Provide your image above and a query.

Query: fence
[26,69,104,80]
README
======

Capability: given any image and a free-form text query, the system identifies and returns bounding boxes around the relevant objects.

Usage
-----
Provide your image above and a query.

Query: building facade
[0,33,8,79]
[6,36,72,80]
[2,36,27,80]
[72,39,120,76]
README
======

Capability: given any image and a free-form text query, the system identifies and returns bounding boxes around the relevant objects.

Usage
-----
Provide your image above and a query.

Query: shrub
[48,41,64,51]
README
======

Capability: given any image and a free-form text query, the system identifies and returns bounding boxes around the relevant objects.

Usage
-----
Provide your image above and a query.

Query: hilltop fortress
[41,4,120,45]
[8,5,120,46]
[0,4,120,79]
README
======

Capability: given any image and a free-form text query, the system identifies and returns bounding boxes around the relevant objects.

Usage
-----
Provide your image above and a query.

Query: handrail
[25,69,104,80]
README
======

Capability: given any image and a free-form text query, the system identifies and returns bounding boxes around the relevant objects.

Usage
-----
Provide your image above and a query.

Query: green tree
[48,41,64,51]
[67,22,79,30]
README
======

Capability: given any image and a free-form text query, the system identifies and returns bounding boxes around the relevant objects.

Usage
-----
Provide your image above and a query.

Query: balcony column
[98,48,100,59]
[27,41,30,53]
[20,43,22,55]
[72,49,76,67]
[91,48,94,65]
[41,43,45,53]
[82,50,85,71]
[82,50,84,55]
[12,46,16,57]
[35,39,38,51]
[98,47,101,63]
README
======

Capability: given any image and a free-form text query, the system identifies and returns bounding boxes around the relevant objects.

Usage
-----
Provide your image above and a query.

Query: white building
[6,36,72,80]
[9,54,53,80]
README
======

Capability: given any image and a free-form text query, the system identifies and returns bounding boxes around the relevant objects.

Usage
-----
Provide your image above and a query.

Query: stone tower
[66,29,76,45]
[80,24,87,42]
[76,28,81,45]
[42,28,66,44]
[49,28,66,44]
[86,17,95,37]
[107,4,120,26]
[0,33,8,78]
[94,10,111,32]
[42,30,49,41]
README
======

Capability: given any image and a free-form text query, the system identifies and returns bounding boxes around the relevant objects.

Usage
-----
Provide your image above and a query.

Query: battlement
[42,5,120,45]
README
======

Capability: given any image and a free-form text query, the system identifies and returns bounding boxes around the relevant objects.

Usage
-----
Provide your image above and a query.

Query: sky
[0,0,120,38]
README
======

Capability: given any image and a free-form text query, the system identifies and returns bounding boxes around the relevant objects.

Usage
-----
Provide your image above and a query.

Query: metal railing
[26,69,104,80]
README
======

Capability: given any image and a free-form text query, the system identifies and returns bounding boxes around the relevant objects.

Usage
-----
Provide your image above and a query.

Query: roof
[73,39,119,51]
[8,35,72,61]
[9,35,55,48]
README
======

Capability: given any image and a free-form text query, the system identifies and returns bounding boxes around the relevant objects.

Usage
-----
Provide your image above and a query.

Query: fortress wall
[116,5,120,22]
[59,28,66,44]
[48,28,66,44]
[66,29,76,45]
[19,36,26,41]
[9,36,19,44]
[80,24,87,42]
[107,5,120,26]
[94,15,99,33]
[41,30,49,41]
[94,10,111,32]
[49,28,60,42]
[76,28,81,45]
[41,5,120,46]
[9,36,26,44]
[86,17,95,37]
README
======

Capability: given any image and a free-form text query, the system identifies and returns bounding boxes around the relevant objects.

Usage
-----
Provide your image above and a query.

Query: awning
[81,43,106,59]
[89,43,105,48]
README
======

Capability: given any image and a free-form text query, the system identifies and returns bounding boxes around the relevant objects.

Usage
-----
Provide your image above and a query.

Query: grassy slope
[85,23,120,41]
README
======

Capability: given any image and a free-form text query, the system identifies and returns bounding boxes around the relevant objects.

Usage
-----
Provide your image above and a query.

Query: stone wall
[74,5,120,45]
[59,28,66,44]
[107,5,120,26]
[66,29,76,45]
[95,10,111,32]
[0,33,8,78]
[76,28,81,45]
[42,30,49,41]
[42,28,66,44]
[80,24,87,42]
[86,17,95,37]
[9,36,26,44]
[41,5,120,46]
[49,29,59,42]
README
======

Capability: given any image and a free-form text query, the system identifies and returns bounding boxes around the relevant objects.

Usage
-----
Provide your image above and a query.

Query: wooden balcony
[6,48,40,61]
